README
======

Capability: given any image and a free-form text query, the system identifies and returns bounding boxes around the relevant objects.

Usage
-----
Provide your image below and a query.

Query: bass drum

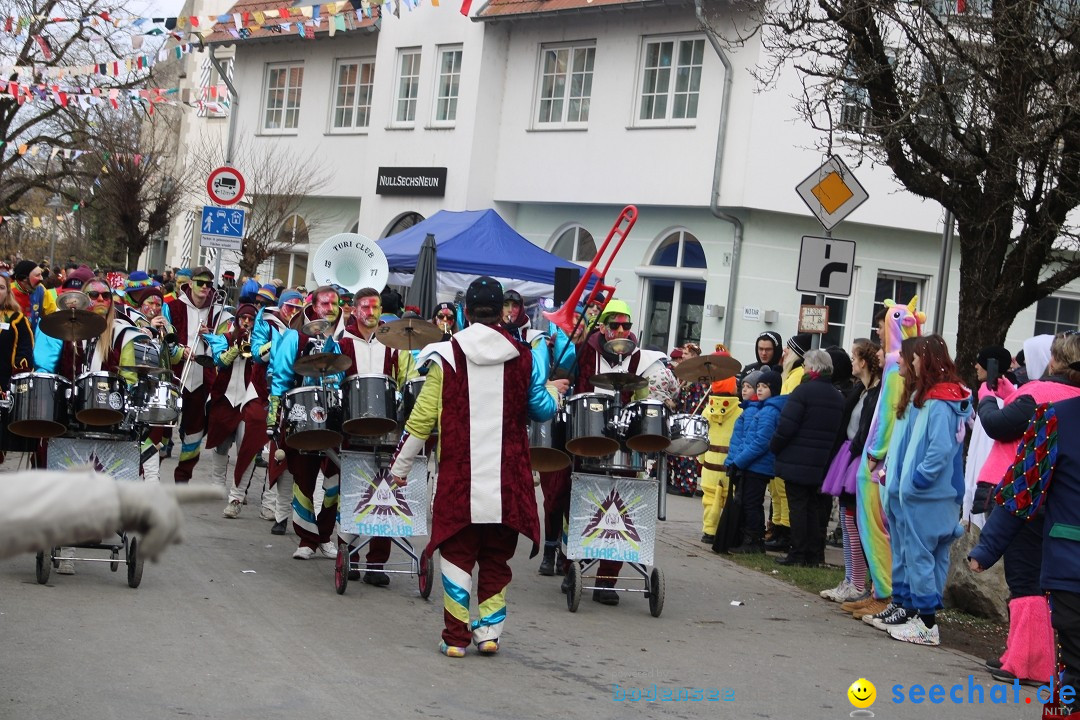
[9,372,70,438]
[283,385,342,451]
[341,374,397,437]
[667,413,709,456]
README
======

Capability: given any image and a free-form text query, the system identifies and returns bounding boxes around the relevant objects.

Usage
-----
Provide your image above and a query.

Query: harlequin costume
[390,277,558,657]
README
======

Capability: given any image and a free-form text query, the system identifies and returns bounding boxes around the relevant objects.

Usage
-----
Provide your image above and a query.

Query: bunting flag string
[0,42,197,81]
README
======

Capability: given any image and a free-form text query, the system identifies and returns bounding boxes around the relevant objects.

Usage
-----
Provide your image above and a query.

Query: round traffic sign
[206,166,246,206]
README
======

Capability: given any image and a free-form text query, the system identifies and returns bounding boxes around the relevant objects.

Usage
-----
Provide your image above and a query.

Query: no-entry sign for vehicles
[206,166,245,206]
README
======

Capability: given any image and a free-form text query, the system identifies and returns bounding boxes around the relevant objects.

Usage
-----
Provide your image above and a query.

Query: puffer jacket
[727,395,786,477]
[770,375,846,486]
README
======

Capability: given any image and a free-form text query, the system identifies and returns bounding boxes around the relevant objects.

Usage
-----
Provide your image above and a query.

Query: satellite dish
[311,232,389,294]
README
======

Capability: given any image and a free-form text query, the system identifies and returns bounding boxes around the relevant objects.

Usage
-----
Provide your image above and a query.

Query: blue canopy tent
[378,209,587,299]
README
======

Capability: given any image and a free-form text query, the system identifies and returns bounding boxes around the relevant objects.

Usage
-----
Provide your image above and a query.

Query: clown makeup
[237,314,254,332]
[603,314,632,341]
[503,300,521,324]
[355,296,381,329]
[281,302,303,323]
[85,281,113,316]
[313,290,340,321]
[140,296,163,319]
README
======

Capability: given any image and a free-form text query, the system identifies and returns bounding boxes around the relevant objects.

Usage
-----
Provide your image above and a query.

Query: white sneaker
[887,616,940,646]
[292,545,316,560]
[260,507,276,521]
[318,542,338,559]
[223,500,242,519]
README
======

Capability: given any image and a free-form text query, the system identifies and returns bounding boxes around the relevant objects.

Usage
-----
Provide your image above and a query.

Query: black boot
[731,534,765,554]
[764,525,791,550]
[538,544,557,576]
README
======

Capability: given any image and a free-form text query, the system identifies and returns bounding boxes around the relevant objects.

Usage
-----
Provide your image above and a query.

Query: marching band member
[390,277,562,657]
[268,286,343,560]
[35,276,148,575]
[567,298,677,605]
[202,304,268,518]
[431,302,457,340]
[252,289,304,534]
[502,289,528,343]
[0,272,34,461]
[164,266,225,484]
[335,287,417,585]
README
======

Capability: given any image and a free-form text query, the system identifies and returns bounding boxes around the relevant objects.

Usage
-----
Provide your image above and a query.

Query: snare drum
[74,371,127,426]
[133,378,181,426]
[529,417,570,472]
[341,374,397,436]
[131,337,161,367]
[283,385,343,451]
[667,413,709,456]
[622,399,671,453]
[580,445,647,474]
[8,372,70,438]
[564,393,618,457]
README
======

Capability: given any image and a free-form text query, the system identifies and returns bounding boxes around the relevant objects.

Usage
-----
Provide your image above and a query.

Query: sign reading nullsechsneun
[375,167,447,197]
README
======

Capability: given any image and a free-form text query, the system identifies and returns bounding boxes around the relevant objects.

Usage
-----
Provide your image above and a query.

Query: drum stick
[691,391,710,416]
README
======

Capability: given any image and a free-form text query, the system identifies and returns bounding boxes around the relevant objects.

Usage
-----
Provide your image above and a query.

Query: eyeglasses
[436,312,454,319]
[86,291,112,301]
[607,322,632,331]
[193,280,212,288]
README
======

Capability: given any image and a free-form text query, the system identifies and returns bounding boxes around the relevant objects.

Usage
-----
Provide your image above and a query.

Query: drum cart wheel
[36,551,51,584]
[566,561,582,612]
[335,540,349,595]
[126,537,144,589]
[418,551,434,600]
[647,567,665,618]
[110,549,120,572]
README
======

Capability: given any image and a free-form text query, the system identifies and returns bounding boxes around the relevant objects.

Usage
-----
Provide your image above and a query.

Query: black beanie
[826,346,852,385]
[13,259,37,280]
[787,333,812,358]
[758,369,783,397]
[976,346,1012,371]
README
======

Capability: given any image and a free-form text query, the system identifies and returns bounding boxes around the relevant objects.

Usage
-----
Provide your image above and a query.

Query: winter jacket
[780,365,805,396]
[770,375,845,486]
[970,395,1080,594]
[727,395,786,477]
[725,399,758,471]
[898,384,973,505]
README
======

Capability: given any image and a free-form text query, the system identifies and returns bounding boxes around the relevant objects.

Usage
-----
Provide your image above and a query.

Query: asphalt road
[0,455,1041,720]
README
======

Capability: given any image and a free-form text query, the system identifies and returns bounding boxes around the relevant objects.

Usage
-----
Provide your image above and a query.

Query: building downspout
[694,0,742,347]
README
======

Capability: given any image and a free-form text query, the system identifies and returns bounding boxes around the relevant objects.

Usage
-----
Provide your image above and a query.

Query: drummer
[252,289,304,535]
[566,298,678,605]
[335,286,418,585]
[268,285,344,560]
[202,304,269,518]
[164,266,227,484]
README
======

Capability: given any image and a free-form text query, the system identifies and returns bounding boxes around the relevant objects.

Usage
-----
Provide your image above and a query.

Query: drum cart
[331,446,435,599]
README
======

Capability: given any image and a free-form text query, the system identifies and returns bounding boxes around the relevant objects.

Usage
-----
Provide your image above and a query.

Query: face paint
[355,296,381,328]
[313,291,340,321]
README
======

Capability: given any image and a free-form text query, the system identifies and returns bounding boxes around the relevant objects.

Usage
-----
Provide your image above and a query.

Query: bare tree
[187,134,331,277]
[708,0,1080,376]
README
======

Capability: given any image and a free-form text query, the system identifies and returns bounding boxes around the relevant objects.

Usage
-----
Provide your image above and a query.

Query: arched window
[550,225,597,264]
[640,229,707,351]
[382,211,425,238]
[276,215,309,247]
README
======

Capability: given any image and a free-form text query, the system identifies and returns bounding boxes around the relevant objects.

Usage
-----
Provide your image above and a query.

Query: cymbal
[674,354,742,383]
[120,365,174,376]
[375,318,443,352]
[603,338,637,356]
[39,309,107,342]
[301,319,332,336]
[56,292,90,311]
[294,352,351,377]
[590,372,648,392]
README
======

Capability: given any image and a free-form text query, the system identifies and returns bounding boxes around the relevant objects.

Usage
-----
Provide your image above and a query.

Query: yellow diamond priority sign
[796,156,868,231]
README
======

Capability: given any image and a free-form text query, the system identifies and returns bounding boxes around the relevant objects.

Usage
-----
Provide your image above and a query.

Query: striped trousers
[439,524,518,648]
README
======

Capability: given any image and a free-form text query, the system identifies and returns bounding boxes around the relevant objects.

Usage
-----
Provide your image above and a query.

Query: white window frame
[633,34,705,127]
[1035,294,1080,336]
[262,61,304,134]
[392,48,422,128]
[872,271,926,341]
[330,57,375,133]
[200,57,232,119]
[800,291,853,349]
[431,45,463,127]
[548,224,597,265]
[533,41,596,129]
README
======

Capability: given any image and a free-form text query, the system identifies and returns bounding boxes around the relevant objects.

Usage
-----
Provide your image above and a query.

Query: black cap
[758,369,783,397]
[465,276,503,313]
[977,346,1012,370]
[787,333,812,358]
[13,259,37,280]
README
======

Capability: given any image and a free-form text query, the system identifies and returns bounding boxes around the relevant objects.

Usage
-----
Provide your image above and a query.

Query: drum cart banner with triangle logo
[47,438,142,482]
[567,474,658,565]
[338,451,429,538]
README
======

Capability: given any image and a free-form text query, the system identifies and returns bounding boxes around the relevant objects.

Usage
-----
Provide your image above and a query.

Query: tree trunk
[954,241,1016,391]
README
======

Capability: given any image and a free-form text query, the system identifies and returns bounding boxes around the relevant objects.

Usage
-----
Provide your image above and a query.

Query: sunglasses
[607,322,632,331]
[193,279,212,288]
[436,312,454,319]
[86,291,112,301]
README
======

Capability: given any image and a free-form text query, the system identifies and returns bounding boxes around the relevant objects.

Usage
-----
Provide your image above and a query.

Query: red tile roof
[206,0,378,44]
[476,0,675,20]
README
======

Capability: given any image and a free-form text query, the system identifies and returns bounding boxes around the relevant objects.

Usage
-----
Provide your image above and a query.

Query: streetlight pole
[45,193,64,268]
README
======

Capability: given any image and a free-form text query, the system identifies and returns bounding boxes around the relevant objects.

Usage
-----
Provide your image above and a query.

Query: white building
[167,0,1080,361]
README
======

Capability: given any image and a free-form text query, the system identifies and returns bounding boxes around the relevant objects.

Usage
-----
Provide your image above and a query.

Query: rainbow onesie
[856,297,924,600]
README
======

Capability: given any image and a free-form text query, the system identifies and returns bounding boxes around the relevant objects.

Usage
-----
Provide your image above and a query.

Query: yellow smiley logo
[847,678,876,709]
